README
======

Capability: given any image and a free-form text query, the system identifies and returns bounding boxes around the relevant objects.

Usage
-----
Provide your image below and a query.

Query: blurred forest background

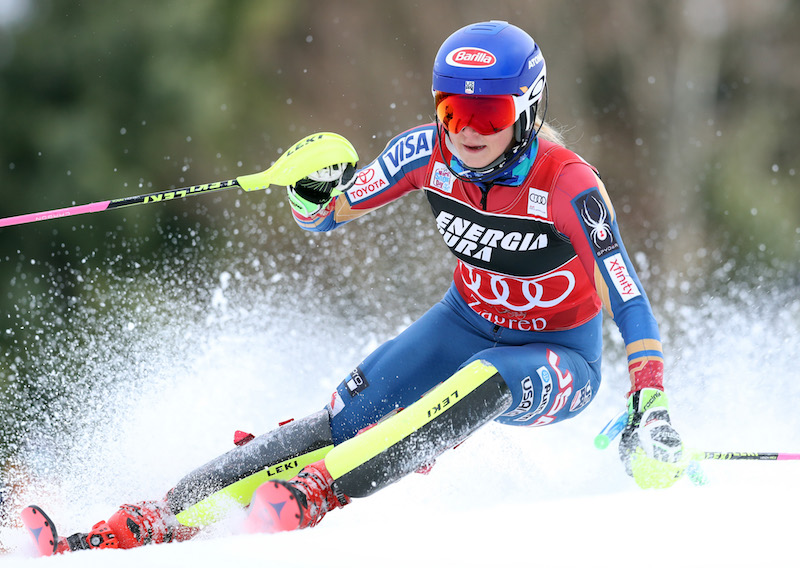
[0,0,798,487]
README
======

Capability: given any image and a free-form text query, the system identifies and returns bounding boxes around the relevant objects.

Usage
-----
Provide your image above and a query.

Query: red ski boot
[244,460,349,533]
[60,501,199,552]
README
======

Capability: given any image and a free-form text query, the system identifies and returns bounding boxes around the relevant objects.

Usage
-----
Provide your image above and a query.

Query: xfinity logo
[435,211,548,262]
[603,253,641,301]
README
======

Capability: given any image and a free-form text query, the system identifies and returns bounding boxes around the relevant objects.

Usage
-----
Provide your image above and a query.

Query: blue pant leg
[465,321,602,428]
[328,296,495,444]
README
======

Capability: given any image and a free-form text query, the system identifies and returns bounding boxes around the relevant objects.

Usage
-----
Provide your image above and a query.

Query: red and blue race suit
[292,124,665,444]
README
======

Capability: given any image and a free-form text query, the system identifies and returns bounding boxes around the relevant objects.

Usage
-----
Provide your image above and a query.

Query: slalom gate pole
[0,132,359,229]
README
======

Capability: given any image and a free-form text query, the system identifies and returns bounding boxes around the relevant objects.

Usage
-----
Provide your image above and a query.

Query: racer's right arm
[289,125,437,233]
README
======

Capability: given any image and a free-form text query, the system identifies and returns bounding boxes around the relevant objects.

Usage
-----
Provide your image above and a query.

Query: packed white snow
[0,245,797,567]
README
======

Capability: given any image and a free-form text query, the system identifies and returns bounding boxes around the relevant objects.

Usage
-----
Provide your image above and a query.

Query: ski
[20,505,59,557]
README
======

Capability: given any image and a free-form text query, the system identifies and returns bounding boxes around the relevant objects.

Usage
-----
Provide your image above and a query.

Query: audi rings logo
[462,265,575,311]
[527,188,548,217]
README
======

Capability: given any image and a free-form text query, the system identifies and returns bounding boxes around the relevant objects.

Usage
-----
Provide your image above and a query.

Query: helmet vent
[466,21,508,35]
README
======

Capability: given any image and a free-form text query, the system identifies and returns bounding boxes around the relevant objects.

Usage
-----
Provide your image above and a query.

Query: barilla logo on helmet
[445,47,496,68]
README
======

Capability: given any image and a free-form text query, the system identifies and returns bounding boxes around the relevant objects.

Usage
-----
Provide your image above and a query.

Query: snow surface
[1,270,798,567]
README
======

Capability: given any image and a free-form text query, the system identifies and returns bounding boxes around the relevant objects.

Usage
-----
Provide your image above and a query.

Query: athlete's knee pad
[166,409,334,526]
[324,360,512,499]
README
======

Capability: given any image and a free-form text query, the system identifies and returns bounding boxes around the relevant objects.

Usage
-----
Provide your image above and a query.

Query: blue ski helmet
[432,21,547,178]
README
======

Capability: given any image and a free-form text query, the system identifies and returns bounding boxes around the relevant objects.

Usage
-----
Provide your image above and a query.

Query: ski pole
[594,411,798,484]
[690,451,800,461]
[594,412,800,460]
[593,409,628,449]
[0,132,358,229]
[0,179,241,228]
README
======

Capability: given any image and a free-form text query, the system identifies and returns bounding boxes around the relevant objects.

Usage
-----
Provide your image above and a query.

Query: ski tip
[20,505,59,556]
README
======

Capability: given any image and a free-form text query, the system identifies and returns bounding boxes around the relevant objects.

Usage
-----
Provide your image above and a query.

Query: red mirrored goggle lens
[435,92,517,135]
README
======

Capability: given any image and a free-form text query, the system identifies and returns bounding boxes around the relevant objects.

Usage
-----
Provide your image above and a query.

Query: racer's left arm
[552,162,685,488]
[552,163,662,391]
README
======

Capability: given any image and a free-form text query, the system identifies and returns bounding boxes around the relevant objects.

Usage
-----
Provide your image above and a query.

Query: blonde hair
[535,118,567,147]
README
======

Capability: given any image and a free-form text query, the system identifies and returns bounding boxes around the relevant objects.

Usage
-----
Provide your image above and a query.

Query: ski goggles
[434,92,519,135]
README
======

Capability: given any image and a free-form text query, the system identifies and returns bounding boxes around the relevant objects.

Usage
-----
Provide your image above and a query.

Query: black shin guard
[325,360,512,498]
[165,409,334,525]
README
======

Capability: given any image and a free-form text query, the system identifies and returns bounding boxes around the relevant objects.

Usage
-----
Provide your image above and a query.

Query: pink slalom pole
[0,178,240,229]
[700,452,800,461]
[0,201,111,228]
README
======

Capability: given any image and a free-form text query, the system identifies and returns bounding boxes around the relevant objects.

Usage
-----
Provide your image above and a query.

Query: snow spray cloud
[0,195,797,545]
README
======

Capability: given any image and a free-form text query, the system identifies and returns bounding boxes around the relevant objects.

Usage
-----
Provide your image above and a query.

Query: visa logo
[383,129,434,177]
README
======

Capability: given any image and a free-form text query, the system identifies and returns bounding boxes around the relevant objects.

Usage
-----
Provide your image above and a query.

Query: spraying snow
[0,209,797,566]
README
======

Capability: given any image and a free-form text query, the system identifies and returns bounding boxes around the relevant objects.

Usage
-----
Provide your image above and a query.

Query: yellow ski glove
[619,388,686,489]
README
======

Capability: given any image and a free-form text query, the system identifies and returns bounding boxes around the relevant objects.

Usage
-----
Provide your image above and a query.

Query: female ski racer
[43,21,686,553]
